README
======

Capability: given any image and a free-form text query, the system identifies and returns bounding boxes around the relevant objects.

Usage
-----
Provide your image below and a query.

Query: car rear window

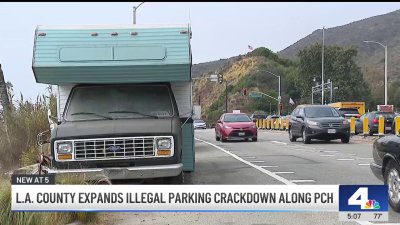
[375,113,394,119]
[338,109,359,114]
[224,114,251,122]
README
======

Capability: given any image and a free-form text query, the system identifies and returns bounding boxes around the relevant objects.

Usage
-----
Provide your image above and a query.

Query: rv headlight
[156,138,172,150]
[57,142,73,154]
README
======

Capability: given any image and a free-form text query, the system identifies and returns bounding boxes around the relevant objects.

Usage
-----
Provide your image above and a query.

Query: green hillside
[193,46,372,125]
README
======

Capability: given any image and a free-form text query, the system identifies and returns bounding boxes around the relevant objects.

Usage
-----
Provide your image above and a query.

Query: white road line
[274,172,295,174]
[354,222,400,225]
[290,180,315,183]
[360,223,400,225]
[249,161,265,163]
[320,154,335,157]
[348,153,357,156]
[195,138,295,185]
[358,163,370,166]
[242,156,257,159]
[260,166,279,168]
[336,158,355,161]
[357,157,373,160]
[196,138,397,225]
[321,150,338,153]
[356,222,373,225]
[271,141,288,145]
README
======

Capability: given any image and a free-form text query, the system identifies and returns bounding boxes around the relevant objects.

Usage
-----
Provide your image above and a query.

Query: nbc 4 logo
[348,187,380,210]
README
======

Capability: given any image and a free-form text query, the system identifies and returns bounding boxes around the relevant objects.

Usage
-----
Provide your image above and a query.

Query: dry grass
[0,176,99,225]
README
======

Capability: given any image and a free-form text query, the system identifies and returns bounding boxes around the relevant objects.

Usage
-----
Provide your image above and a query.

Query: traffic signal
[243,88,247,96]
[218,74,224,84]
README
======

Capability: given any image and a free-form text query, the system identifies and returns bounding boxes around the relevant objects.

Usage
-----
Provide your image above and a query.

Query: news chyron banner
[11,175,388,222]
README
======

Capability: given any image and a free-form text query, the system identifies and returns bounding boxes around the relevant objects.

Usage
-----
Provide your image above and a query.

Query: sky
[1,2,400,100]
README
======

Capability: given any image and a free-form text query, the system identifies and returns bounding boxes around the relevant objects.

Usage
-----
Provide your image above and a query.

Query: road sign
[209,74,218,82]
[249,92,262,98]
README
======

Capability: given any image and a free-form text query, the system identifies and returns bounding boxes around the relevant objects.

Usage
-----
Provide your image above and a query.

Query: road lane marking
[242,156,257,159]
[320,154,335,157]
[249,161,265,163]
[290,180,315,183]
[200,142,397,225]
[271,141,287,145]
[195,138,295,185]
[357,157,373,160]
[336,158,355,161]
[358,163,370,166]
[320,150,338,153]
[354,222,400,225]
[274,172,294,174]
[348,153,357,156]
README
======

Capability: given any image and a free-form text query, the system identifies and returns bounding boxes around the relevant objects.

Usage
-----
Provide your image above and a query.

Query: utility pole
[330,80,333,103]
[225,81,228,113]
[384,44,388,105]
[363,40,388,105]
[133,2,145,24]
[321,26,325,105]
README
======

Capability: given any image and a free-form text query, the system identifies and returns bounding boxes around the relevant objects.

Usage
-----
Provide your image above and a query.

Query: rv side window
[65,85,175,121]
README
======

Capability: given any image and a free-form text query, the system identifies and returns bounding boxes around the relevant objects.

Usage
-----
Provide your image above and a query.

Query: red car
[215,113,258,142]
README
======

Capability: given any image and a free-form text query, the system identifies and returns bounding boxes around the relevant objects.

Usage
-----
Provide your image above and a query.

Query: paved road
[103,129,400,225]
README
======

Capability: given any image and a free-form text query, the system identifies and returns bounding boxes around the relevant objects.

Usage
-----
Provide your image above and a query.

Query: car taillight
[372,118,379,124]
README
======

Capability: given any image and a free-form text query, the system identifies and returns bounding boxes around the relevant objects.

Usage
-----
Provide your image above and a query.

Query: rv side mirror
[296,115,303,120]
[252,118,257,122]
[217,120,222,123]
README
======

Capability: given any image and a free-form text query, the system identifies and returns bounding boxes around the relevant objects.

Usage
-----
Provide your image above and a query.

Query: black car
[371,135,400,212]
[288,105,350,144]
[250,114,267,121]
[356,111,395,136]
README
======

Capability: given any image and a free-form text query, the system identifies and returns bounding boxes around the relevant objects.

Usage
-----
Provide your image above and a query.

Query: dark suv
[289,105,350,144]
[356,111,395,136]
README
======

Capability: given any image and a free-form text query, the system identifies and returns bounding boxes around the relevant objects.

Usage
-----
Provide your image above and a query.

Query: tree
[296,44,371,104]
[0,64,12,113]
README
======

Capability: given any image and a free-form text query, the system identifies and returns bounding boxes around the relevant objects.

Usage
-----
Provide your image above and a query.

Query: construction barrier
[280,118,284,130]
[267,119,270,130]
[378,115,384,136]
[262,119,267,129]
[286,118,289,131]
[350,117,355,135]
[275,119,279,130]
[363,116,369,137]
[396,116,400,135]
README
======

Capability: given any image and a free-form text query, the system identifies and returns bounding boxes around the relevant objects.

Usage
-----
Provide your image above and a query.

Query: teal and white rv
[32,24,194,183]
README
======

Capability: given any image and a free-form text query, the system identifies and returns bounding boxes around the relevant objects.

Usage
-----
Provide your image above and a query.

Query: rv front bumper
[46,163,183,180]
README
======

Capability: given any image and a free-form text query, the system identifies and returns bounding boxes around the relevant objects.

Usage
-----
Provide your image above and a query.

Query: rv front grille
[73,137,155,160]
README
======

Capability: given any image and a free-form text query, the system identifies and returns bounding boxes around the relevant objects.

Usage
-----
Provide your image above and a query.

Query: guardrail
[258,115,400,137]
[257,118,289,131]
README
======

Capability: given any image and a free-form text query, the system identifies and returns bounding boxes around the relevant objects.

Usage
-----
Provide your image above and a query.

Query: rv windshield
[65,85,174,121]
